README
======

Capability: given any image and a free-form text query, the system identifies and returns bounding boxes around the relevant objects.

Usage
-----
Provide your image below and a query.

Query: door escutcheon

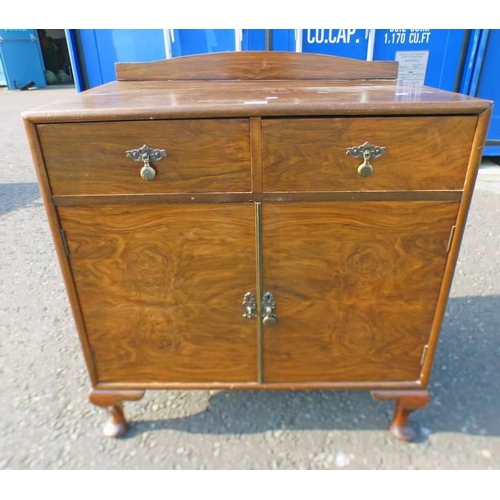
[242,292,257,319]
[262,291,277,326]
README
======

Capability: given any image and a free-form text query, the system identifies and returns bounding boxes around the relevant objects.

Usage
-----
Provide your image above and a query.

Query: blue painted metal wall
[242,29,266,51]
[274,29,468,91]
[373,29,468,91]
[75,29,166,89]
[170,29,235,56]
[301,29,370,59]
[461,30,499,156]
[271,30,296,51]
[72,29,246,89]
[0,29,46,90]
[70,29,471,93]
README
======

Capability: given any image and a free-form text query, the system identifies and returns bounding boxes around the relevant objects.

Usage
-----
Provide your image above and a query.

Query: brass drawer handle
[346,141,386,178]
[126,144,168,181]
[262,291,277,326]
[242,292,256,319]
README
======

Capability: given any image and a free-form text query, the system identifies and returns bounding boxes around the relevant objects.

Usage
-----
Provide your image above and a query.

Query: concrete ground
[1,86,500,470]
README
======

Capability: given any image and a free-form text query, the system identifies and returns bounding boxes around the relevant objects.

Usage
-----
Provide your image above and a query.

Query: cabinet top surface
[23,80,491,123]
[22,52,491,123]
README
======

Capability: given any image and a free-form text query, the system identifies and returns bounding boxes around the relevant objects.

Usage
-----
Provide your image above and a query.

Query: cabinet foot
[371,390,430,442]
[89,389,145,438]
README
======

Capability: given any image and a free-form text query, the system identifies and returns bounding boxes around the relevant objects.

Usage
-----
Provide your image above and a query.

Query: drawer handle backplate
[126,144,168,181]
[346,141,386,178]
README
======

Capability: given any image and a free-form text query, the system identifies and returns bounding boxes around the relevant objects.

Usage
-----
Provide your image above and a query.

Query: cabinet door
[262,201,458,383]
[58,204,257,384]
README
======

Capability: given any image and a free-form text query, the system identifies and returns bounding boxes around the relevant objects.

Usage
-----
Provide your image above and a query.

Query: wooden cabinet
[23,52,492,441]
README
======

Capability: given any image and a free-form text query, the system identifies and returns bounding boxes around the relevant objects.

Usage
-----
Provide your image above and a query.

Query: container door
[270,29,370,58]
[74,29,166,88]
[0,29,46,90]
[464,29,500,156]
[169,29,236,57]
[302,29,370,59]
[373,29,468,90]
[242,29,266,50]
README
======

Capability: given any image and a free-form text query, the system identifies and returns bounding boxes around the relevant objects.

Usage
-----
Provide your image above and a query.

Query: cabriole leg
[89,389,145,438]
[371,389,430,442]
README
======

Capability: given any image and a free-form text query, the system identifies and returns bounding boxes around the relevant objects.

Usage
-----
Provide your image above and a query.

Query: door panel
[59,204,257,383]
[262,201,458,383]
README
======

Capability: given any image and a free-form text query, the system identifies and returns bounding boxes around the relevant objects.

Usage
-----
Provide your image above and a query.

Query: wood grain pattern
[58,204,258,384]
[116,52,398,81]
[420,107,493,386]
[262,201,459,383]
[22,119,98,386]
[96,380,421,391]
[250,117,263,193]
[52,190,463,207]
[22,52,493,441]
[262,116,477,192]
[38,119,251,196]
[21,81,492,125]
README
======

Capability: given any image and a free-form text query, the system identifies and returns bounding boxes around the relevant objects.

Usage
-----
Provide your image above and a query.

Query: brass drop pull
[126,144,168,181]
[242,292,256,319]
[346,141,386,178]
[262,291,277,326]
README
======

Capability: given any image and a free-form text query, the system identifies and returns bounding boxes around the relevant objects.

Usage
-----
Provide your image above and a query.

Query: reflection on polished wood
[23,51,492,439]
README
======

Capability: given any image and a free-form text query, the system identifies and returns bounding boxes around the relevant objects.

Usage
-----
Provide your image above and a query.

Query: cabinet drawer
[38,119,251,195]
[262,116,477,192]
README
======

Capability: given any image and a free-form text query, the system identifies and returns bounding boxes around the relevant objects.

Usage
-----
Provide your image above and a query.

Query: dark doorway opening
[37,29,74,86]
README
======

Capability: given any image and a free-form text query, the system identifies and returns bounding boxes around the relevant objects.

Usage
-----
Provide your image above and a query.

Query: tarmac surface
[1,86,500,469]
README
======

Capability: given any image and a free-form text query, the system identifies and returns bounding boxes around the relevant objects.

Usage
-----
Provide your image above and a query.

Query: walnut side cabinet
[23,52,492,441]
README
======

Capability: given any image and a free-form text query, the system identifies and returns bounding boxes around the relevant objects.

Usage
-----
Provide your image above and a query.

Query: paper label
[395,51,429,85]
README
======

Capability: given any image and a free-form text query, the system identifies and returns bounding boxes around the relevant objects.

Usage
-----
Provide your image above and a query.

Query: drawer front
[38,119,251,195]
[262,116,477,192]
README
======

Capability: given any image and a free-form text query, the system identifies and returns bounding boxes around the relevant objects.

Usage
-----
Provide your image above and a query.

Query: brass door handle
[346,141,386,178]
[126,144,168,181]
[262,291,277,326]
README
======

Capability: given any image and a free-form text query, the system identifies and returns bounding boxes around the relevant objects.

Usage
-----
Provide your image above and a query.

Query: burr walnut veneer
[23,52,492,441]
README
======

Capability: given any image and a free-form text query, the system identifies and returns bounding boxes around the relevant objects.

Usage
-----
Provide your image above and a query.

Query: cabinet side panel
[262,201,459,383]
[58,203,258,384]
[23,119,98,386]
[420,107,493,385]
